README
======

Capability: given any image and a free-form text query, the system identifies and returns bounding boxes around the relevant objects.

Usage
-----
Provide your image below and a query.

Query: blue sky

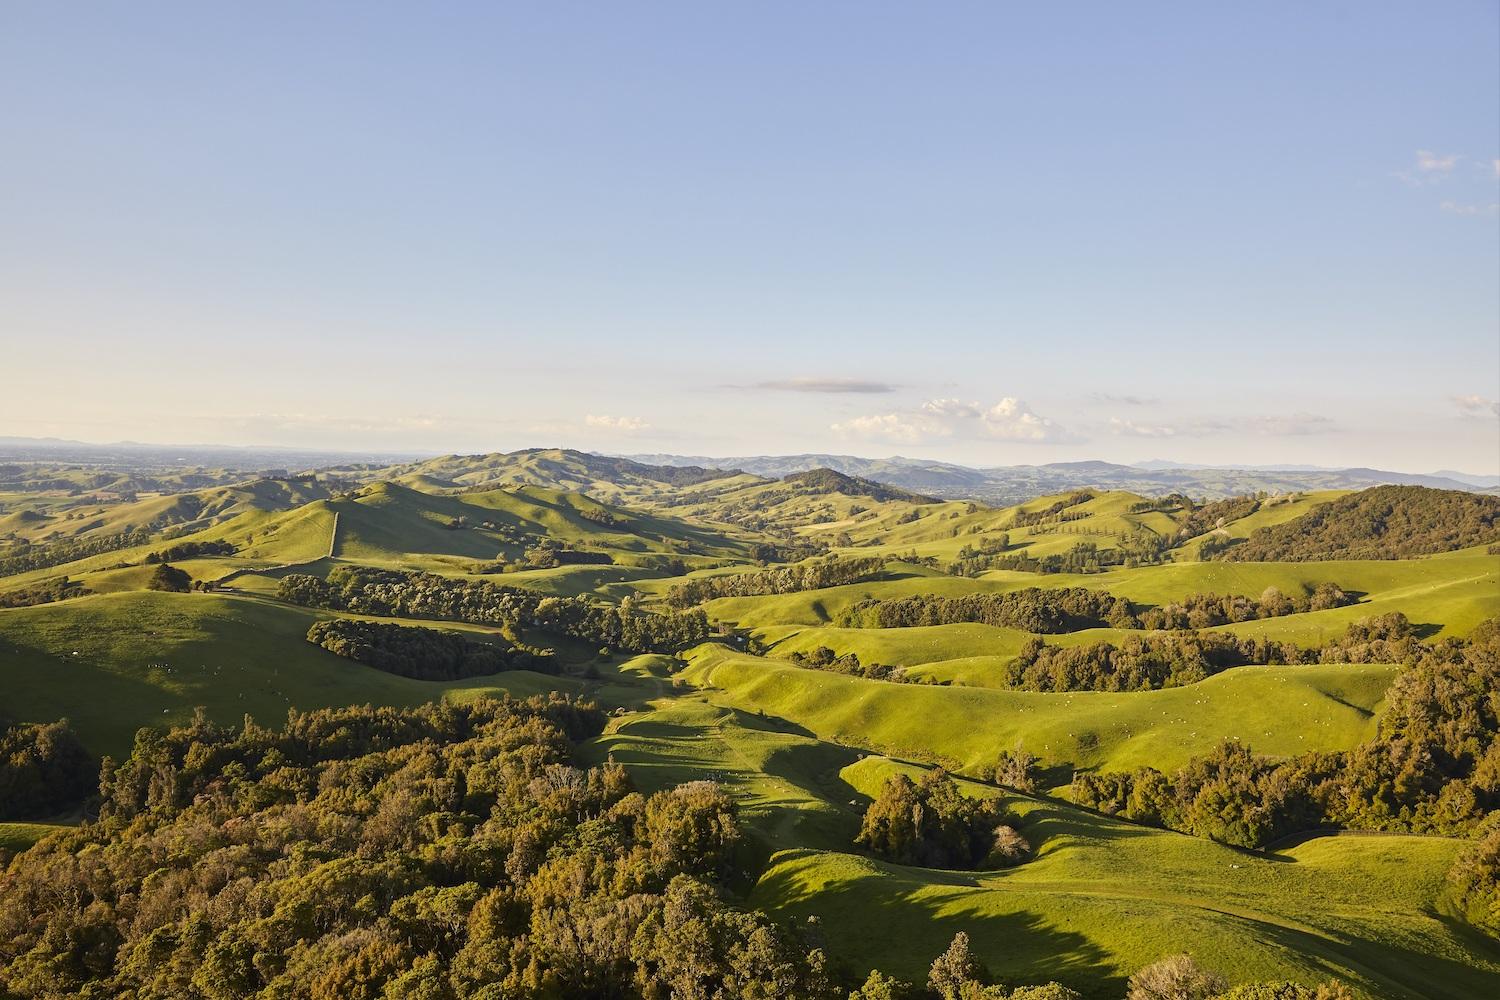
[3,2,1497,471]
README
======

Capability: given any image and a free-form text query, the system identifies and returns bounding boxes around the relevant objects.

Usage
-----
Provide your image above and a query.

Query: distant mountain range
[623,453,1499,505]
[1,437,1494,506]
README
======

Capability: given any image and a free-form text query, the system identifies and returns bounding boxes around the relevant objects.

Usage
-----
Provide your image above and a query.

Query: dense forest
[0,697,1173,999]
[278,566,709,654]
[782,468,933,503]
[835,587,1139,633]
[0,527,151,576]
[665,555,885,608]
[1009,613,1428,693]
[305,619,554,680]
[145,540,237,563]
[1217,486,1499,561]
[0,719,94,821]
[856,770,1029,870]
[0,576,89,609]
[0,696,842,998]
[1136,584,1354,629]
[1005,632,1307,692]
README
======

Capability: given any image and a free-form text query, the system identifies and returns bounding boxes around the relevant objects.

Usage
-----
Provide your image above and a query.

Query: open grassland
[753,829,1494,999]
[583,697,1497,999]
[678,644,1394,774]
[0,591,593,757]
[698,550,1498,643]
[0,821,72,854]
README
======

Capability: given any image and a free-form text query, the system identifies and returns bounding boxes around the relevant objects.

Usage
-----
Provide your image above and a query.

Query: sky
[2,2,1498,473]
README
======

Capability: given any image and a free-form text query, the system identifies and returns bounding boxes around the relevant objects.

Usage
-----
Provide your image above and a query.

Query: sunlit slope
[698,551,1498,640]
[323,481,757,569]
[0,591,577,757]
[585,696,1498,999]
[678,645,1392,774]
[753,819,1493,999]
[1177,490,1351,557]
[366,448,734,503]
[0,478,332,546]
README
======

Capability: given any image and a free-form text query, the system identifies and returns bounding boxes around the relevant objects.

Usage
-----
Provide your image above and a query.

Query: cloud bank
[833,397,1074,444]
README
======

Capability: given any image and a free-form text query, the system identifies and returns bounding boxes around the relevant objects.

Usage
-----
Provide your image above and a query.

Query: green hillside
[2,473,1496,998]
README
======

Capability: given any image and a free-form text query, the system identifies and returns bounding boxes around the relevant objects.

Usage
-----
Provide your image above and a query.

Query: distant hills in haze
[1,436,1494,505]
[623,452,1498,504]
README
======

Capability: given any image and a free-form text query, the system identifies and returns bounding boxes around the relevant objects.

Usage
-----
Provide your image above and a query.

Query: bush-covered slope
[1220,486,1499,561]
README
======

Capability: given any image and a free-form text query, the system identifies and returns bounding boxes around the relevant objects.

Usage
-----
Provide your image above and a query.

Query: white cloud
[981,398,1067,441]
[1109,417,1178,438]
[1396,150,1462,187]
[1452,394,1500,418]
[1416,150,1459,174]
[920,398,984,420]
[1108,413,1335,438]
[833,397,1073,444]
[831,411,948,443]
[1491,158,1500,179]
[1440,200,1500,217]
[585,414,650,432]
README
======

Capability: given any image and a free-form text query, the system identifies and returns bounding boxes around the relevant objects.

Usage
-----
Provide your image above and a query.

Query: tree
[147,562,192,593]
[927,932,986,1000]
[1125,955,1227,1000]
[849,969,914,1000]
[994,748,1039,793]
[984,826,1031,868]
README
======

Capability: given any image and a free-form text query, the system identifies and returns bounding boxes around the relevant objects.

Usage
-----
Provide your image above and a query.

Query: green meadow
[1,455,1496,995]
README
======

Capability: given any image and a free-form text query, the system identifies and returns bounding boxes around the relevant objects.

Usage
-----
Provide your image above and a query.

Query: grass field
[0,591,598,757]
[699,551,1499,645]
[578,694,1498,999]
[0,821,72,854]
[678,644,1395,775]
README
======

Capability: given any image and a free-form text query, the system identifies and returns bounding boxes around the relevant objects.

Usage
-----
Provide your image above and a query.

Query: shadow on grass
[757,850,1119,995]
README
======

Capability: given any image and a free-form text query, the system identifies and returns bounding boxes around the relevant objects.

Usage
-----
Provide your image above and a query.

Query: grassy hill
[367,448,735,502]
[0,591,585,757]
[2,474,1496,996]
[1218,485,1500,561]
[677,644,1394,775]
[585,693,1498,999]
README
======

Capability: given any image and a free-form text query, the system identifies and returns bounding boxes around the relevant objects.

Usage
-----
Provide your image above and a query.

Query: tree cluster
[787,645,909,682]
[146,562,193,593]
[1010,612,1424,693]
[1448,823,1500,938]
[520,539,614,569]
[1071,621,1499,853]
[0,576,90,609]
[1006,632,1307,692]
[1137,584,1354,630]
[0,696,844,999]
[277,565,709,654]
[0,527,151,576]
[835,587,1139,634]
[306,619,555,680]
[856,770,1029,870]
[1217,485,1499,561]
[145,540,236,563]
[0,718,94,821]
[1174,495,1263,541]
[1007,492,1095,530]
[665,556,886,609]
